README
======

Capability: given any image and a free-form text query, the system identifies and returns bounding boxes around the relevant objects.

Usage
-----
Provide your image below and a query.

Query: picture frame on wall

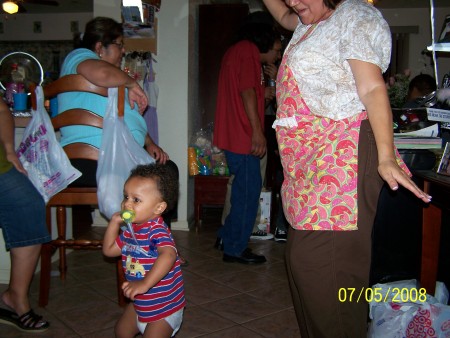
[33,21,42,34]
[437,142,450,176]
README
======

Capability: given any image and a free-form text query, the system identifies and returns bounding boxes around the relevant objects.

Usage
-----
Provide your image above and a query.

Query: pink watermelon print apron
[274,50,410,231]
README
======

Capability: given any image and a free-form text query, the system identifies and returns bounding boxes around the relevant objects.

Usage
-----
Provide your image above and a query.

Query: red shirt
[213,40,265,154]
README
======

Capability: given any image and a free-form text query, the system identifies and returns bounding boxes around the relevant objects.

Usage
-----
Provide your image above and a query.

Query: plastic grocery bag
[368,279,450,338]
[16,86,81,203]
[96,87,155,219]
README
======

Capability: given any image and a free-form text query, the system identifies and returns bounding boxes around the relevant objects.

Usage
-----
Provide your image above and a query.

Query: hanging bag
[16,86,82,203]
[96,87,155,220]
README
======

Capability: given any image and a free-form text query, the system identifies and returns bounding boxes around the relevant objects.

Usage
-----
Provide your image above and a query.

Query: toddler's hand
[122,280,149,300]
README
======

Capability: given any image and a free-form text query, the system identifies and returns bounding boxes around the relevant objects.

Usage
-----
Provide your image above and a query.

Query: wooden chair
[30,74,127,307]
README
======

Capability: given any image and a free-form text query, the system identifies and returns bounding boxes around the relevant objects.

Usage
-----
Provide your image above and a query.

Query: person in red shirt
[213,22,281,264]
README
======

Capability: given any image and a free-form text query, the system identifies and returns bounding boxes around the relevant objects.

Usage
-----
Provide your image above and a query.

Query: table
[194,175,229,226]
[413,170,450,294]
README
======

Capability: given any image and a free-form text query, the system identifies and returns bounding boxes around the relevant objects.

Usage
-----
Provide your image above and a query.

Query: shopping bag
[96,87,155,219]
[16,86,82,203]
[368,279,450,338]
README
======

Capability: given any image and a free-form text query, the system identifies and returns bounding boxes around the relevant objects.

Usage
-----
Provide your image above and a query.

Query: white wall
[152,0,190,230]
[0,13,92,40]
[94,0,121,21]
[380,7,450,83]
[92,0,191,230]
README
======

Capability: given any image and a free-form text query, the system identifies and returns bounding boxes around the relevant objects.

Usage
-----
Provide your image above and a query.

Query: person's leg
[0,168,50,323]
[143,319,173,338]
[115,303,140,338]
[220,151,261,256]
[286,120,383,337]
[223,152,266,232]
[2,245,41,316]
[69,159,97,187]
[220,175,233,226]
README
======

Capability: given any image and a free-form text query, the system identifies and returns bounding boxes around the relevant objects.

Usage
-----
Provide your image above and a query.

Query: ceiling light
[2,1,19,14]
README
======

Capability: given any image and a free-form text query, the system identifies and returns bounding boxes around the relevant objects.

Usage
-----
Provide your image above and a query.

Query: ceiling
[13,0,92,14]
[6,0,449,14]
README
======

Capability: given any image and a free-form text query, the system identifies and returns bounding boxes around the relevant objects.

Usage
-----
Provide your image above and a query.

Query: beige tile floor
[0,207,299,337]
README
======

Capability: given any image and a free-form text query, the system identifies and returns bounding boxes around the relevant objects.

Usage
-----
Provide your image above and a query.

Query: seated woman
[57,17,187,265]
[58,16,168,186]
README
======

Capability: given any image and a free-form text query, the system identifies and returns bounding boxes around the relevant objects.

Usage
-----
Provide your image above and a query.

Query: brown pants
[285,120,384,338]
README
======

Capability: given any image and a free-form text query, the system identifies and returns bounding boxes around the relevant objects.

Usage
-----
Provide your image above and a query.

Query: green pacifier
[121,209,135,223]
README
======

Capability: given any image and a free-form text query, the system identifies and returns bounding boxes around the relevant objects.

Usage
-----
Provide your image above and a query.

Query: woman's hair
[128,163,179,213]
[233,22,281,53]
[74,16,123,51]
[323,0,343,10]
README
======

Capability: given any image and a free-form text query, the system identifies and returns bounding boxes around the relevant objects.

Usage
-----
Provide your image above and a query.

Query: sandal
[0,308,50,332]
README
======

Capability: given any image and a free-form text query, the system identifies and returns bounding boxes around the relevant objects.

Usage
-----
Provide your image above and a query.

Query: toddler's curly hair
[128,163,179,213]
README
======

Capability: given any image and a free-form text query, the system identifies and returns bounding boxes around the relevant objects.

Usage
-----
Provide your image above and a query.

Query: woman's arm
[262,0,299,31]
[348,59,431,203]
[0,100,26,174]
[77,59,148,114]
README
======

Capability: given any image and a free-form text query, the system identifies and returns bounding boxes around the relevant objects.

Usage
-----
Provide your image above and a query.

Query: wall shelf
[124,37,157,54]
[427,43,450,53]
[123,19,157,54]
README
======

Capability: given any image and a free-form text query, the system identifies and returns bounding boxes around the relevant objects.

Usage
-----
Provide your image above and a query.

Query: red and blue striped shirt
[116,216,185,322]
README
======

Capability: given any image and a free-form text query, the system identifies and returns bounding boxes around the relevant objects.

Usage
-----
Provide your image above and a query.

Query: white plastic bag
[96,87,155,219]
[16,86,82,203]
[368,279,450,338]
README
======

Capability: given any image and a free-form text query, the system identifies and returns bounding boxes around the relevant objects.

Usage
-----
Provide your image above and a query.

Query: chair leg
[38,243,52,307]
[56,206,67,280]
[116,258,128,307]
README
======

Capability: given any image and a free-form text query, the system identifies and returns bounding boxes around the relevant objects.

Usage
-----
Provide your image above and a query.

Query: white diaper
[137,308,184,337]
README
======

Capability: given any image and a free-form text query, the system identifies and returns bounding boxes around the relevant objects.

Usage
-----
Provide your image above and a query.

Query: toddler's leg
[143,319,173,338]
[115,303,139,338]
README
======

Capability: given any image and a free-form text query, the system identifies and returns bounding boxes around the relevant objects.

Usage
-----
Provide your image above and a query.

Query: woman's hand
[378,159,431,203]
[144,135,169,163]
[146,144,169,164]
[6,152,27,175]
[127,82,148,114]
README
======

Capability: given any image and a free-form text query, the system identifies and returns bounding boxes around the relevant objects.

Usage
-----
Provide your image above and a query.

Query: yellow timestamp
[338,287,427,303]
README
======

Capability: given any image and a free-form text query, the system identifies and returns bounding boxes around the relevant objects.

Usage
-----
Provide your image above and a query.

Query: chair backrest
[29,74,125,161]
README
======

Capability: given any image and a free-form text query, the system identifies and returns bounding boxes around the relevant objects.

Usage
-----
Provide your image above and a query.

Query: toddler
[103,163,185,338]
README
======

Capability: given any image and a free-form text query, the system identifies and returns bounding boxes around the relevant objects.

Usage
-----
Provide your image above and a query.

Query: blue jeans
[0,167,51,249]
[219,151,261,256]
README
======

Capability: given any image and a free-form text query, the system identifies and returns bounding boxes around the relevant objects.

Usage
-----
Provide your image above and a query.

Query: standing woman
[262,0,431,337]
[0,99,51,332]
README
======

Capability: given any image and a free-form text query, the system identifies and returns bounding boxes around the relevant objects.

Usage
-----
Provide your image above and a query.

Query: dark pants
[285,120,384,338]
[70,159,179,227]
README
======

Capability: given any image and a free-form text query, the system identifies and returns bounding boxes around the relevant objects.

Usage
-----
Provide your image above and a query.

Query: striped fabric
[116,216,186,322]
